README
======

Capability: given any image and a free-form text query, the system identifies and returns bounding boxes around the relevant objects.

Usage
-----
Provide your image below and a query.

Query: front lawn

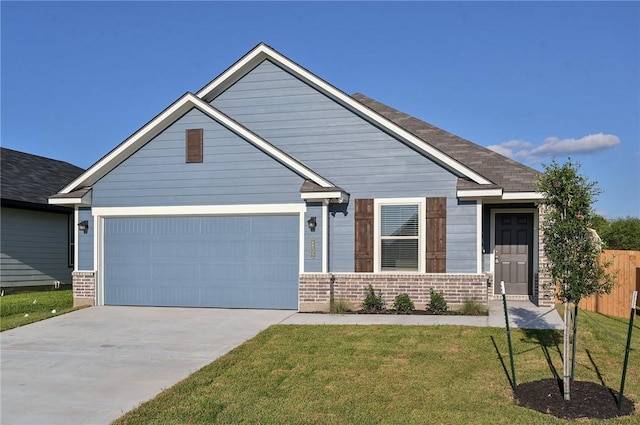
[113,309,638,424]
[0,289,77,331]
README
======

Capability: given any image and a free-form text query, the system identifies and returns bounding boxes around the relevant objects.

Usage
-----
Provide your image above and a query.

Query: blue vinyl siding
[77,207,93,270]
[0,208,72,287]
[213,60,478,272]
[92,108,304,207]
[104,215,298,309]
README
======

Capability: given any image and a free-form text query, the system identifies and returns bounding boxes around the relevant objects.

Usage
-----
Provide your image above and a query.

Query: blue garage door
[104,215,299,309]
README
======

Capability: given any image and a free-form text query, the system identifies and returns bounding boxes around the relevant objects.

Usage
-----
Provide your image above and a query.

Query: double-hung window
[375,199,425,272]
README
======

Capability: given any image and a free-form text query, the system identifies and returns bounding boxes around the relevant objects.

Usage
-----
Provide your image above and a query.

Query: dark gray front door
[494,213,533,295]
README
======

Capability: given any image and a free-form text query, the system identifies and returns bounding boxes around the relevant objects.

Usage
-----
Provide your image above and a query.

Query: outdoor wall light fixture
[78,220,89,234]
[307,216,317,231]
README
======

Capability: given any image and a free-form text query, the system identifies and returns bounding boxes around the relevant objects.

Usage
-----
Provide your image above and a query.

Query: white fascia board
[502,192,544,200]
[92,203,306,218]
[48,191,92,206]
[300,191,349,203]
[59,94,197,194]
[59,91,333,194]
[457,189,503,198]
[188,96,334,188]
[197,44,492,185]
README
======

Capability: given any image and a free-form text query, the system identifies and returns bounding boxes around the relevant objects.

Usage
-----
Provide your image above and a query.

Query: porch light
[78,220,89,234]
[307,216,317,231]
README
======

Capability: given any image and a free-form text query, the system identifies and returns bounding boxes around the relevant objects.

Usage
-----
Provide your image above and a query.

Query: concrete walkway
[281,300,564,330]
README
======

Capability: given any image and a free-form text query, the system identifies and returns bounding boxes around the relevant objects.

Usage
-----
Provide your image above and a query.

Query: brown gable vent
[185,128,203,163]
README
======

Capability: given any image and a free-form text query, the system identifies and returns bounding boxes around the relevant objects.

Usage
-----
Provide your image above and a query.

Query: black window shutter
[354,199,374,272]
[426,197,446,273]
[185,129,203,163]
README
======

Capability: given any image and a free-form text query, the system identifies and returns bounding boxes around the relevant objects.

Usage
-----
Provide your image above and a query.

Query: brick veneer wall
[537,205,554,307]
[299,273,489,312]
[72,271,95,307]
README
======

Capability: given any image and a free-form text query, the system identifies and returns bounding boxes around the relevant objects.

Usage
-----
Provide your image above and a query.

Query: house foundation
[72,271,95,307]
[299,273,489,312]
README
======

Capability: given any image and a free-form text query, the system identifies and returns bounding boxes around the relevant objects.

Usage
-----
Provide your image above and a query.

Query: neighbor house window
[185,128,203,163]
[375,199,425,272]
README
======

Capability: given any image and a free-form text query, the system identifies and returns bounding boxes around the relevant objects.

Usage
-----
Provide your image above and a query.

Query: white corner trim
[322,202,328,274]
[196,44,492,185]
[74,207,79,271]
[476,201,483,274]
[298,211,306,275]
[92,203,306,218]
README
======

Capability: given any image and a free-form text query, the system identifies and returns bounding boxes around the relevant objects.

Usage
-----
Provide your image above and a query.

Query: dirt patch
[515,378,635,420]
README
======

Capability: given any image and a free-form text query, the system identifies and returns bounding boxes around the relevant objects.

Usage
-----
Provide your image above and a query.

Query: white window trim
[373,198,426,273]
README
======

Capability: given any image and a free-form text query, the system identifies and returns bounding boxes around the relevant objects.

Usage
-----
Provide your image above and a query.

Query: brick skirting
[299,273,489,312]
[72,271,95,307]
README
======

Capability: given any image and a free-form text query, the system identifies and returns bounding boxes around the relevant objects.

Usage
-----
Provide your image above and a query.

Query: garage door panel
[104,215,298,309]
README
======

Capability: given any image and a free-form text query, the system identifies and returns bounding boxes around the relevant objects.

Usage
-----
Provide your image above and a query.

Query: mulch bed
[515,378,636,420]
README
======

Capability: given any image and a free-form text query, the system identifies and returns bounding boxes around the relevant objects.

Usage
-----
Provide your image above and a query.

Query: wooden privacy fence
[578,250,640,318]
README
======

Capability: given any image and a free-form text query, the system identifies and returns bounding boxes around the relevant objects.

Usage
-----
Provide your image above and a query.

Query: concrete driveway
[1,306,294,425]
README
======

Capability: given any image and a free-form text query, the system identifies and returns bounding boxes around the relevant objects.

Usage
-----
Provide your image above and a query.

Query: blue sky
[2,1,638,218]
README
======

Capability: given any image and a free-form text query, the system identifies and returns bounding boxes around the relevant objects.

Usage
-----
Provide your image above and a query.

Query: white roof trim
[300,191,350,204]
[92,203,306,217]
[59,93,334,194]
[502,191,544,200]
[197,43,492,185]
[457,189,503,198]
[48,191,92,206]
[457,188,543,201]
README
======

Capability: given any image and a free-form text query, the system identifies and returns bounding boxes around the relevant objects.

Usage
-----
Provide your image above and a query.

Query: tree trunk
[563,301,572,400]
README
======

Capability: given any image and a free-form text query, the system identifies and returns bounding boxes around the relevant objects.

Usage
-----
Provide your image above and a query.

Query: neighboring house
[50,43,552,310]
[1,148,84,290]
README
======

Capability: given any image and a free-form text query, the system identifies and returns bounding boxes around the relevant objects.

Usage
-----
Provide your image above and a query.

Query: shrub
[392,293,415,314]
[459,297,488,316]
[427,289,448,314]
[362,284,385,312]
[330,299,351,314]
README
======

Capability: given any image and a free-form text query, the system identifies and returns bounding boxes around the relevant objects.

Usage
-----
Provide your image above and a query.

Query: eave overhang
[48,187,92,206]
[456,189,544,201]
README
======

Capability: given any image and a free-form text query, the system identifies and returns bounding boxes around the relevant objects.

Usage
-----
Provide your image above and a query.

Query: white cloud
[532,133,620,156]
[486,140,532,159]
[487,133,620,161]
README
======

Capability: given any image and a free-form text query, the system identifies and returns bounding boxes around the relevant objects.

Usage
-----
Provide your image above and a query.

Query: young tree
[537,159,614,400]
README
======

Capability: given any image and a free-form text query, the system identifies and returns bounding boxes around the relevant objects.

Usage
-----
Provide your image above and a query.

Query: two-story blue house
[50,43,552,310]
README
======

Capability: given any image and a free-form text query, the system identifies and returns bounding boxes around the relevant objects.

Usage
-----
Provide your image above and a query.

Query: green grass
[113,309,639,425]
[0,289,77,331]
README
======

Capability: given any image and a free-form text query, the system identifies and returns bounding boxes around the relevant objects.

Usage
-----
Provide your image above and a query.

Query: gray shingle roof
[1,148,84,207]
[351,93,541,193]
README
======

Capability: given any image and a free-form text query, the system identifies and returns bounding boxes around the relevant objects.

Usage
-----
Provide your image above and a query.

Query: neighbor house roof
[351,93,542,196]
[1,147,84,210]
